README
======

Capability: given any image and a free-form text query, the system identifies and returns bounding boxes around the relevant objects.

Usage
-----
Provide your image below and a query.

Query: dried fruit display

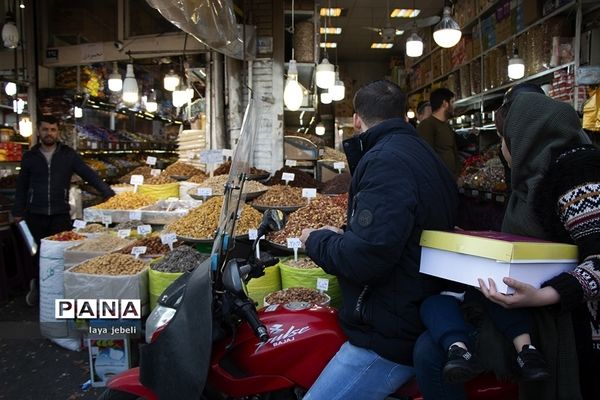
[68,234,134,253]
[266,167,323,190]
[284,257,318,269]
[265,287,328,305]
[166,196,262,239]
[320,146,347,162]
[47,231,86,241]
[93,192,154,210]
[252,185,315,207]
[268,197,346,245]
[145,175,176,185]
[165,161,203,177]
[118,235,181,256]
[119,166,153,184]
[186,172,208,183]
[77,223,108,233]
[190,175,267,196]
[214,160,269,177]
[321,172,351,195]
[71,254,147,275]
[150,245,209,272]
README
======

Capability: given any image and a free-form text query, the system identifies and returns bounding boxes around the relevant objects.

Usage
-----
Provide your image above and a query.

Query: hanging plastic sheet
[146,0,256,60]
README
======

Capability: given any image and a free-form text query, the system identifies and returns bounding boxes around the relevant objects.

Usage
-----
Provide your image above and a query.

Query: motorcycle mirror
[222,259,249,297]
[256,209,286,238]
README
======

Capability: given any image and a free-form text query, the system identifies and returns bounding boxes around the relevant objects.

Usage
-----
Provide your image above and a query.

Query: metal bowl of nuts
[171,175,191,181]
[264,287,330,307]
[252,204,303,214]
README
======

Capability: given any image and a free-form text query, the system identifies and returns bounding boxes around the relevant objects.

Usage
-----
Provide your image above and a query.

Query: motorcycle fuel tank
[209,303,346,397]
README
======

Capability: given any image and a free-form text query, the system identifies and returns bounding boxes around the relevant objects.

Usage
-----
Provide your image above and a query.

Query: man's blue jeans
[303,341,415,400]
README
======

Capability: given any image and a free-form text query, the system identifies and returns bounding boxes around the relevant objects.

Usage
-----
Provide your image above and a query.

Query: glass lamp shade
[108,62,122,92]
[2,13,18,49]
[406,32,424,57]
[508,55,525,80]
[330,72,345,101]
[163,70,180,92]
[320,91,332,104]
[316,58,335,89]
[122,64,139,104]
[433,7,462,48]
[144,93,158,112]
[172,85,188,107]
[19,115,32,137]
[5,81,16,96]
[315,122,325,136]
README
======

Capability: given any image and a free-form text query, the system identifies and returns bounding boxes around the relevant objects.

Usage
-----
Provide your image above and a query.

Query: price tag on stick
[285,159,297,167]
[117,229,131,239]
[333,162,345,174]
[130,175,144,192]
[160,232,177,251]
[150,169,161,177]
[282,173,295,185]
[137,225,152,236]
[316,278,329,293]
[102,214,112,228]
[129,211,142,221]
[73,220,87,231]
[131,246,147,259]
[146,156,157,166]
[302,188,317,203]
[287,237,302,262]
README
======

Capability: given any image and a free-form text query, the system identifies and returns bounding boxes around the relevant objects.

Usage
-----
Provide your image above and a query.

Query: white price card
[73,220,87,229]
[117,229,131,239]
[200,149,224,164]
[150,169,161,177]
[160,232,177,245]
[302,188,317,199]
[129,211,142,220]
[166,197,179,203]
[248,228,258,240]
[222,149,233,158]
[131,246,147,258]
[282,173,295,182]
[137,225,152,235]
[146,156,157,166]
[286,238,302,249]
[130,175,144,186]
[285,159,297,167]
[197,187,213,197]
[333,162,345,171]
[316,278,330,292]
[101,215,112,226]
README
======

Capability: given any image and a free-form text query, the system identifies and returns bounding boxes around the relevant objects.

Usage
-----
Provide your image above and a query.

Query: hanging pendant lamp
[163,69,180,92]
[433,6,462,48]
[316,58,335,89]
[406,32,424,57]
[108,62,122,92]
[284,60,304,111]
[2,11,18,49]
[122,64,139,104]
[508,50,525,80]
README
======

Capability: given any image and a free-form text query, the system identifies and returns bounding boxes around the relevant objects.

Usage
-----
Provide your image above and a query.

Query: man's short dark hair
[38,115,59,127]
[417,101,431,115]
[353,80,406,127]
[430,88,455,112]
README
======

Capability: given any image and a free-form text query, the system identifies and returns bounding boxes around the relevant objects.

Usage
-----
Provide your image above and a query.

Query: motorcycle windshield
[211,98,259,270]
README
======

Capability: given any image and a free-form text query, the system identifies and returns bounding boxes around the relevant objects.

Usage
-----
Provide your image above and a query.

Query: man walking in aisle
[299,80,458,400]
[417,88,461,177]
[12,115,114,305]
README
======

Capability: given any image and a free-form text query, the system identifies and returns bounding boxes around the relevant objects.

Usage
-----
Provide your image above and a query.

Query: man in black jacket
[300,80,458,399]
[13,115,114,305]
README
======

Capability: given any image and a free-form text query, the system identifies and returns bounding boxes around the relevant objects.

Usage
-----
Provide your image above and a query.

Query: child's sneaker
[442,344,485,384]
[516,345,549,382]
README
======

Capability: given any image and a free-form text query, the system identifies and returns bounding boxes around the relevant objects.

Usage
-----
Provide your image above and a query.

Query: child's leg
[420,294,474,351]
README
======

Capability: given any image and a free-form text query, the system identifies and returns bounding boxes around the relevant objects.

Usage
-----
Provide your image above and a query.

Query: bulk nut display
[150,245,210,272]
[77,223,108,233]
[188,175,267,196]
[266,167,323,190]
[166,196,262,239]
[214,160,269,177]
[114,220,144,230]
[265,287,328,305]
[187,174,208,183]
[165,161,203,177]
[69,234,134,252]
[252,185,312,207]
[118,235,180,256]
[285,257,318,269]
[93,192,155,210]
[71,253,147,275]
[119,166,153,183]
[145,175,176,185]
[268,197,346,245]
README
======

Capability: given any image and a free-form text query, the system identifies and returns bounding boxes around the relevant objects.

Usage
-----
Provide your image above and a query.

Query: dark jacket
[12,142,114,217]
[305,118,458,365]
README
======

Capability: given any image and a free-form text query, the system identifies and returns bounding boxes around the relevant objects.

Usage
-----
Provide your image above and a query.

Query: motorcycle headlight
[145,305,176,343]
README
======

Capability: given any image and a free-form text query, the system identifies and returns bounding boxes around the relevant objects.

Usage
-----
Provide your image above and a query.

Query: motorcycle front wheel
[98,389,144,400]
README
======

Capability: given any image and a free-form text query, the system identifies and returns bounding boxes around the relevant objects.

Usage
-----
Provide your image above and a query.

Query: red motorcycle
[100,209,517,400]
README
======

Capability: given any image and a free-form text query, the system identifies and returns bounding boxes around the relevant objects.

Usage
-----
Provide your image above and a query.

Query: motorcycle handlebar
[235,298,269,342]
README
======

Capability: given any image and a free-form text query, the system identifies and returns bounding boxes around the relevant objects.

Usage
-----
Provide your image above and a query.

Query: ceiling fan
[363,0,441,43]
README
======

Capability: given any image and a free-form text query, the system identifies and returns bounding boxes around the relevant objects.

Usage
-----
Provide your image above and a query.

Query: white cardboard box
[419,230,579,294]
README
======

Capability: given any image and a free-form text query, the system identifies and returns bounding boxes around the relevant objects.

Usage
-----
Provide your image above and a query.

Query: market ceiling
[316,0,446,61]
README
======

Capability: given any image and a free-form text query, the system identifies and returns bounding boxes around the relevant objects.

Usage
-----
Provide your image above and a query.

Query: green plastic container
[279,257,341,308]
